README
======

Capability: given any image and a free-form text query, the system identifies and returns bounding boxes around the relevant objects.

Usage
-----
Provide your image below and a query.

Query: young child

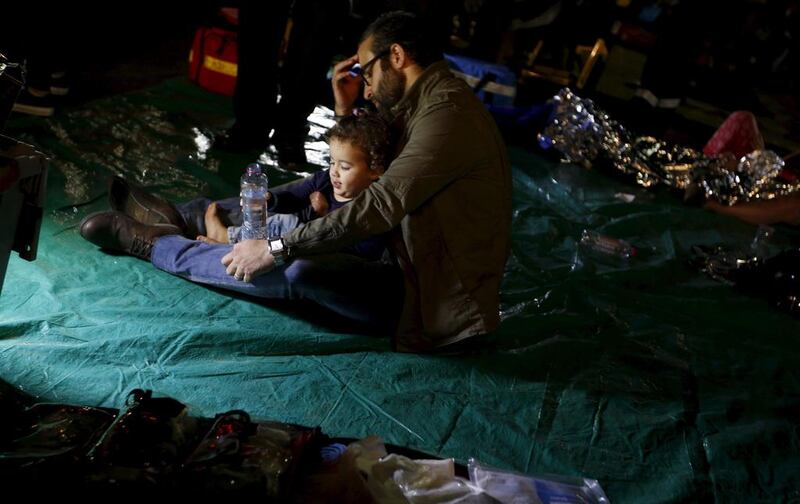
[200,112,392,260]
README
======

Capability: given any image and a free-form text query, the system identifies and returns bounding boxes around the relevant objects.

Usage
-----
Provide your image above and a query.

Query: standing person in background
[213,0,349,170]
[1,4,72,117]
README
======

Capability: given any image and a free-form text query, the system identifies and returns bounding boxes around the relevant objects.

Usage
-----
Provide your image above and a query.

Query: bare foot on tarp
[197,202,229,244]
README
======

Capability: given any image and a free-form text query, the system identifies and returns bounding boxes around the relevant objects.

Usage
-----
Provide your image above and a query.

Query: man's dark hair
[327,112,394,173]
[360,11,443,69]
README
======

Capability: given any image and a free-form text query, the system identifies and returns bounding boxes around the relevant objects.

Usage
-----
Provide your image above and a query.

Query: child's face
[329,139,380,201]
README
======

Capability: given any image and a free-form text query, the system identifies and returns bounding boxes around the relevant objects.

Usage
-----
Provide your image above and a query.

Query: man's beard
[372,62,406,113]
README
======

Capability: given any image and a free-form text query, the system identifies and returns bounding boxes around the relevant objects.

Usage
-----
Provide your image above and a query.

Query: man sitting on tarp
[78,11,512,352]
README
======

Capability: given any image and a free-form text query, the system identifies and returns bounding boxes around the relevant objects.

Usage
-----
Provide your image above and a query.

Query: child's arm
[269,171,329,215]
[309,191,330,217]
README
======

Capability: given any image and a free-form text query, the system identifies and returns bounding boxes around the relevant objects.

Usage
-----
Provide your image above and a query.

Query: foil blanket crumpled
[538,88,798,206]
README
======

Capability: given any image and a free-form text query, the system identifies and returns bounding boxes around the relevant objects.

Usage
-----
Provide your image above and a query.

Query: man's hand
[309,191,329,217]
[332,55,361,117]
[221,239,275,283]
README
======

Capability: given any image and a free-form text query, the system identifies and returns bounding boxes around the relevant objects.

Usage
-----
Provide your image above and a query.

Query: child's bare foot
[203,202,229,243]
[196,234,223,244]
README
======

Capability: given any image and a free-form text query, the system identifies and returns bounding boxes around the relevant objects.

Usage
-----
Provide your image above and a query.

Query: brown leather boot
[79,211,181,260]
[108,176,186,232]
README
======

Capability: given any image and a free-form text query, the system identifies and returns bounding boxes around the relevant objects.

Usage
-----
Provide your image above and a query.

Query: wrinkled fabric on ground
[2,78,800,502]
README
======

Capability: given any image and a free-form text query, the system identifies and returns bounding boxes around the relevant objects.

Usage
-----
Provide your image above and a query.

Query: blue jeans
[151,197,403,331]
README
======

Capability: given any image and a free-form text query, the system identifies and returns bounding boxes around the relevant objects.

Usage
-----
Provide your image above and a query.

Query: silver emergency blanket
[538,88,799,205]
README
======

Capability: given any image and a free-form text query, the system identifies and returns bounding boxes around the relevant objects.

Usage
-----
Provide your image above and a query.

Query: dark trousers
[233,0,348,143]
[0,4,70,91]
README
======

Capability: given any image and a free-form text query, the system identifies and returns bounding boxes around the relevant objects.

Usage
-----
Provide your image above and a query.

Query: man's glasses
[349,49,390,87]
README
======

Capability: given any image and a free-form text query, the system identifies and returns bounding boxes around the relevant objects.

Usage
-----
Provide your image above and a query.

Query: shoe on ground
[108,176,186,232]
[211,125,269,153]
[50,72,69,96]
[12,88,54,117]
[79,211,182,260]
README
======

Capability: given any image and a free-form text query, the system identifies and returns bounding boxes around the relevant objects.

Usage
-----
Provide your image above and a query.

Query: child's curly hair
[326,111,393,173]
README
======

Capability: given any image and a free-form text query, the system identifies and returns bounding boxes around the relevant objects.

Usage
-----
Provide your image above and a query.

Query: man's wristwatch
[268,237,288,267]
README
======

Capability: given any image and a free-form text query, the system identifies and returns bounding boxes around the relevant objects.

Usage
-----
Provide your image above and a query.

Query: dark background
[2,0,798,152]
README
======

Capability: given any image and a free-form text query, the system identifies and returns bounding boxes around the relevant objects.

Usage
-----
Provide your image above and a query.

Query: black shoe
[12,88,54,117]
[50,72,69,96]
[212,125,269,153]
[108,176,186,231]
[80,211,181,260]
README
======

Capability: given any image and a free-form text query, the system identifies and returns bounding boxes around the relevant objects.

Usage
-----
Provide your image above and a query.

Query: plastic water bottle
[240,163,268,240]
[579,229,637,260]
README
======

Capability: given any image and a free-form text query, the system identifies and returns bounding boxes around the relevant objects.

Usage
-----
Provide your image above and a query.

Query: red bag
[703,111,765,159]
[188,26,238,96]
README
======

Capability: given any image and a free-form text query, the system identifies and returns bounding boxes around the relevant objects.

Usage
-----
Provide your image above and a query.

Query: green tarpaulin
[2,79,799,502]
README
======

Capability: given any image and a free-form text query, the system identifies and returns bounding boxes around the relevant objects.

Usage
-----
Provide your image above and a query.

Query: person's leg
[282,254,403,330]
[704,195,800,226]
[273,0,349,164]
[267,213,302,237]
[151,236,403,330]
[231,213,300,243]
[227,212,301,243]
[174,196,242,239]
[10,4,56,117]
[177,196,301,242]
[226,0,291,147]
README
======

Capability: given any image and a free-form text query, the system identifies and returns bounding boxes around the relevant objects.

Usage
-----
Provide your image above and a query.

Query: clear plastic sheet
[469,458,609,504]
[693,226,800,317]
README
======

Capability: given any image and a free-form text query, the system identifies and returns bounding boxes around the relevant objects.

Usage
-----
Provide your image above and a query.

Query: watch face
[269,239,287,266]
[269,238,284,254]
